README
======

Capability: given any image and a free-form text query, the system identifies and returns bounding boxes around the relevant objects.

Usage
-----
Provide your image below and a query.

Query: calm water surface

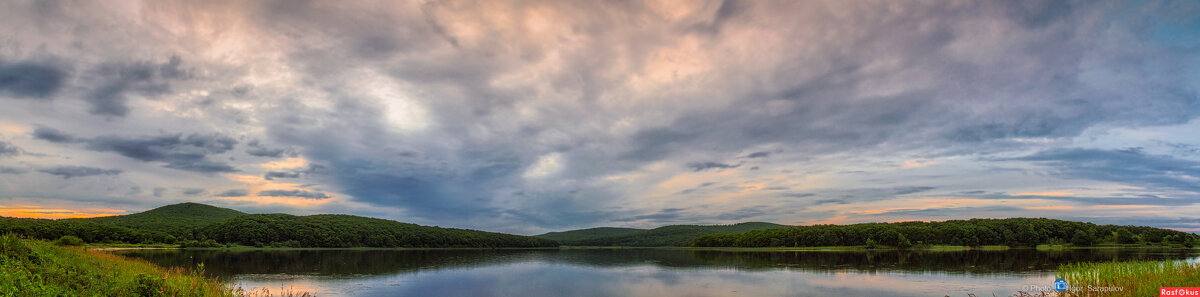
[110,248,1200,297]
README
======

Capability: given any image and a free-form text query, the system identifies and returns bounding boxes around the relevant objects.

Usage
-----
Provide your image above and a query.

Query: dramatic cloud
[687,162,741,172]
[32,126,79,143]
[1,0,1199,233]
[1010,148,1200,193]
[83,56,192,117]
[257,190,331,199]
[0,141,19,157]
[38,166,122,179]
[744,152,771,159]
[51,131,242,174]
[264,171,300,180]
[245,140,288,158]
[0,61,67,99]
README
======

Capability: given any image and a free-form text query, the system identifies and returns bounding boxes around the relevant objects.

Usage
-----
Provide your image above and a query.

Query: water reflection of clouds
[331,262,1051,297]
[125,249,1199,297]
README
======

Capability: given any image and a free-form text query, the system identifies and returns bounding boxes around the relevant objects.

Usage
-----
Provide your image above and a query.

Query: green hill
[535,227,645,242]
[548,222,789,246]
[73,202,245,236]
[2,202,557,248]
[195,213,559,248]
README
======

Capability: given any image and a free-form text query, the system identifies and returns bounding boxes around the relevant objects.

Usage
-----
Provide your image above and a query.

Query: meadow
[0,234,231,297]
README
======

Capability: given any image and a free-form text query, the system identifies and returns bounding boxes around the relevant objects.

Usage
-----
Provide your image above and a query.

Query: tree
[1115,228,1135,244]
[865,238,878,249]
[1071,230,1093,247]
[897,233,913,249]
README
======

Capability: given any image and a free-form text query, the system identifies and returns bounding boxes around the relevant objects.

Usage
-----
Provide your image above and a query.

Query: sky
[1,0,1199,235]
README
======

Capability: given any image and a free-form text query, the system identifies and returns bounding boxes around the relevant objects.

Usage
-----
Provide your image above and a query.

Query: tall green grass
[0,233,233,296]
[1057,260,1200,297]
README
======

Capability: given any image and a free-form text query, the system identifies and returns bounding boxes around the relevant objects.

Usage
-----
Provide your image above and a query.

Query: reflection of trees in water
[688,249,1199,273]
[110,248,1199,278]
[111,249,544,277]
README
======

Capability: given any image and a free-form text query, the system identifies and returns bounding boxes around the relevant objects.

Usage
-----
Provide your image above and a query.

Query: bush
[178,239,223,248]
[1,234,39,264]
[53,235,85,246]
[133,273,165,297]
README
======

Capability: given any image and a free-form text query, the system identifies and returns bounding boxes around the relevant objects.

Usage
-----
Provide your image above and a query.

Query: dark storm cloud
[84,56,192,117]
[686,162,740,172]
[257,189,330,199]
[38,166,122,179]
[1009,148,1200,193]
[0,60,68,99]
[30,126,241,174]
[79,132,239,173]
[245,140,288,158]
[214,189,249,197]
[152,187,166,198]
[0,166,28,174]
[32,126,79,143]
[0,141,20,157]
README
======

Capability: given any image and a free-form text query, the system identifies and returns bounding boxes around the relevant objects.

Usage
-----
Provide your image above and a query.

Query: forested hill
[70,202,245,236]
[541,222,788,246]
[195,214,558,248]
[0,203,557,248]
[535,227,645,242]
[692,218,1200,248]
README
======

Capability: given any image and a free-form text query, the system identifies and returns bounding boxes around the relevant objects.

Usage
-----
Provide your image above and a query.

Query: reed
[1056,260,1200,297]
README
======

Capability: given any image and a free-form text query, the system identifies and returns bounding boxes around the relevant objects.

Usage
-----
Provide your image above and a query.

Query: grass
[0,233,232,296]
[0,233,317,297]
[1056,260,1200,297]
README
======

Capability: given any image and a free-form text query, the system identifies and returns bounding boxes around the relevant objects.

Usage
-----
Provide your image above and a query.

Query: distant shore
[87,241,1200,251]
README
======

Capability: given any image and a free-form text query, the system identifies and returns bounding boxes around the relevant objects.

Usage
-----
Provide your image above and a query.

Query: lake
[108,248,1200,297]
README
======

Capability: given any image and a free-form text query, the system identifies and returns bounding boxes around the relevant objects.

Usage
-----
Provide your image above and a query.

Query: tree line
[691,218,1200,248]
[190,214,558,248]
[0,203,558,248]
[0,217,173,244]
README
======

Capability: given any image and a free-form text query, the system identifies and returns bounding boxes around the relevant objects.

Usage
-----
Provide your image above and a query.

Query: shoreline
[88,244,1199,252]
